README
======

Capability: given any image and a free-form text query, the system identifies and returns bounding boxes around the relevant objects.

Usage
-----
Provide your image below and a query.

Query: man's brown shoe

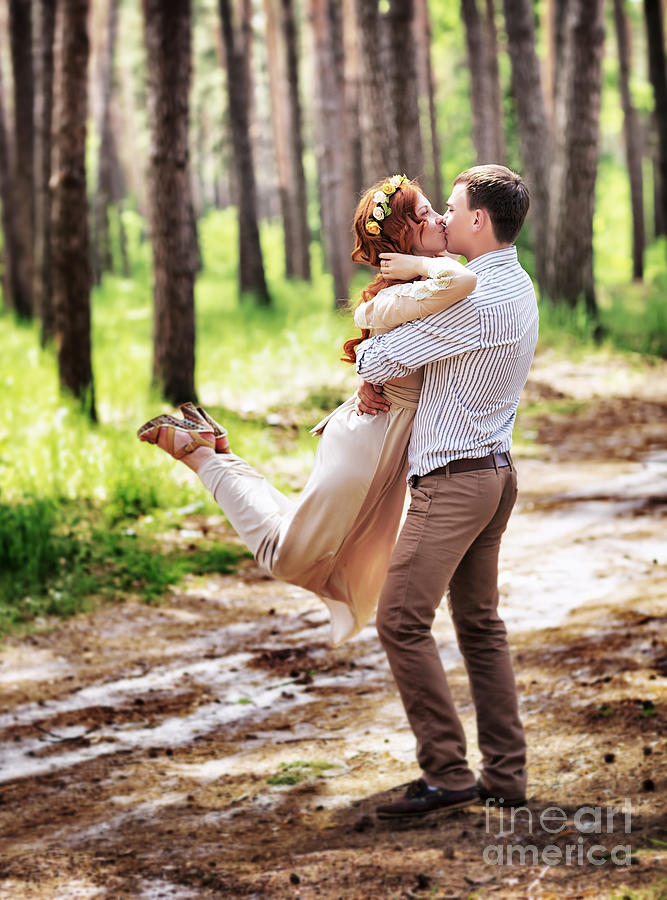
[376,778,478,819]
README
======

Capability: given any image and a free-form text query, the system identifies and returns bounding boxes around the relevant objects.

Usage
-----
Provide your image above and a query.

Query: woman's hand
[379,253,427,281]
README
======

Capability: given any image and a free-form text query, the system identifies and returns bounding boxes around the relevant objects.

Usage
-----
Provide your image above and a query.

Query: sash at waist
[383,380,421,410]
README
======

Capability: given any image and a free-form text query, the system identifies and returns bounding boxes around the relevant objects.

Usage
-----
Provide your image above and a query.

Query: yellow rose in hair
[365,220,381,235]
[390,174,405,188]
[381,181,397,196]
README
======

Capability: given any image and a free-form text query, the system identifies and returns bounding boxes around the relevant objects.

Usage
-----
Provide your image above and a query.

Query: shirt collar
[465,245,518,273]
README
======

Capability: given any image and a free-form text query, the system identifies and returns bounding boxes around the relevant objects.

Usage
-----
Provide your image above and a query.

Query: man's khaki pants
[377,462,526,798]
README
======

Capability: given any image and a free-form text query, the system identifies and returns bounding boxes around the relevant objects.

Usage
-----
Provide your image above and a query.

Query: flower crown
[365,174,410,236]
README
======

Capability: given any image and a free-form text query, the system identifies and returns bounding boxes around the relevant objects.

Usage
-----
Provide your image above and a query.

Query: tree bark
[143,0,198,403]
[92,0,120,284]
[0,62,30,317]
[644,0,667,235]
[502,0,553,292]
[281,0,310,280]
[342,0,364,198]
[545,0,605,314]
[9,0,35,317]
[483,0,505,163]
[264,0,310,280]
[219,0,271,304]
[461,0,504,163]
[51,0,96,418]
[613,0,645,280]
[413,0,443,209]
[310,0,351,306]
[32,0,57,343]
[388,0,423,178]
[354,0,398,183]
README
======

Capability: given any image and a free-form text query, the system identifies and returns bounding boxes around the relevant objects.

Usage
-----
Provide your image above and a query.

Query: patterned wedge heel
[179,402,230,453]
[136,412,217,459]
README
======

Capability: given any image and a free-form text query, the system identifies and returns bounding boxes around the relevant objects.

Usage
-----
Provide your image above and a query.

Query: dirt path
[1,352,666,899]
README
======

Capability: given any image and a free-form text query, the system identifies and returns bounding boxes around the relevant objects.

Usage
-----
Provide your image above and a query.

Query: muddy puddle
[1,356,666,899]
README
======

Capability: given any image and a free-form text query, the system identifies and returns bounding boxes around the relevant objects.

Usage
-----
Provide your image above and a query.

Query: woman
[138,176,476,645]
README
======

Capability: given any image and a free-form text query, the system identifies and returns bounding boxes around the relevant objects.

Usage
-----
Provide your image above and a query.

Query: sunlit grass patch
[266,759,340,786]
[0,496,250,638]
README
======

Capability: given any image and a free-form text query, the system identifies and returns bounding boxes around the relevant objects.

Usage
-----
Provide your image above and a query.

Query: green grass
[266,759,339,786]
[0,495,250,637]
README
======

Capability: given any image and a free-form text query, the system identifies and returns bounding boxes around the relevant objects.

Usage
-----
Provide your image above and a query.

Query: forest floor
[0,350,666,900]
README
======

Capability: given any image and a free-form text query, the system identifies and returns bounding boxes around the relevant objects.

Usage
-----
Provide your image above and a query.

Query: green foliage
[0,494,250,637]
[266,759,337,785]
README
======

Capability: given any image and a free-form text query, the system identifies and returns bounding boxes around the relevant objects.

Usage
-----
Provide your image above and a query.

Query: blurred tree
[92,0,120,285]
[51,0,96,419]
[413,0,443,209]
[545,0,606,314]
[9,0,35,318]
[264,0,310,280]
[218,0,271,304]
[354,0,398,181]
[502,0,552,290]
[143,0,198,403]
[460,0,504,164]
[613,0,645,280]
[643,0,667,236]
[388,0,423,178]
[32,0,56,344]
[310,0,352,305]
[342,0,364,197]
[0,62,30,318]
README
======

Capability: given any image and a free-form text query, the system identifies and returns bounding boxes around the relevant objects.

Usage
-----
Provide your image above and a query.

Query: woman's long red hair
[342,178,424,364]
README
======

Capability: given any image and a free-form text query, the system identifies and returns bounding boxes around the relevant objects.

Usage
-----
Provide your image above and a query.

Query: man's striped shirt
[356,246,539,479]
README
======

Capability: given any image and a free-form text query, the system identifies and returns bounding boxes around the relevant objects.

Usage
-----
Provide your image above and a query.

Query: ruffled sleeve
[353,258,477,333]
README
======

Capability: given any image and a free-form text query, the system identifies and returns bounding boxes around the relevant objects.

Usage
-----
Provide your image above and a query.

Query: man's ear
[471,208,486,233]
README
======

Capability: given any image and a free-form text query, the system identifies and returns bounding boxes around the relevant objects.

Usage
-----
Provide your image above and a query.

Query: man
[355,164,538,818]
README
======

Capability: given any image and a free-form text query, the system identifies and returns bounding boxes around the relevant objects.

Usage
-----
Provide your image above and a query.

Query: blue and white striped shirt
[356,246,539,478]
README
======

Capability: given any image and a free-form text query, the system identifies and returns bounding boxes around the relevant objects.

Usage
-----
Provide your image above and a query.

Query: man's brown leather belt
[425,452,511,477]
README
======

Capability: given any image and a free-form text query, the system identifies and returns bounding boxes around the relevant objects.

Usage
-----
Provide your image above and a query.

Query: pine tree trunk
[264,0,297,278]
[342,0,364,198]
[545,0,605,314]
[281,0,310,280]
[92,0,120,284]
[502,0,553,292]
[354,0,398,182]
[9,0,35,318]
[413,0,443,209]
[32,0,56,344]
[0,62,30,317]
[310,0,351,306]
[483,0,505,163]
[461,0,504,163]
[143,0,198,403]
[644,0,667,235]
[613,0,645,280]
[219,0,271,304]
[51,0,96,419]
[388,0,423,178]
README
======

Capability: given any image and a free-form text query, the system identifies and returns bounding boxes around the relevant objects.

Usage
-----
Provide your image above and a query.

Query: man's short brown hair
[453,164,530,244]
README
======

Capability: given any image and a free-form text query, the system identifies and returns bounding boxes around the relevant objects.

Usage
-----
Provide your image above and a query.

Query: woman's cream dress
[197,258,476,645]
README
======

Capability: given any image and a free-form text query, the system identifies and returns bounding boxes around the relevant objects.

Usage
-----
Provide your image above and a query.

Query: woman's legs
[197,453,295,571]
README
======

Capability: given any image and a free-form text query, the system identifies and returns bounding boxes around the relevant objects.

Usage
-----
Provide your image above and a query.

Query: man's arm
[356,298,481,385]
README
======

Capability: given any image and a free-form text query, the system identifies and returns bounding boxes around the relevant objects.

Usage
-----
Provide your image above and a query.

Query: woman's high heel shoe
[179,402,230,453]
[136,412,217,459]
